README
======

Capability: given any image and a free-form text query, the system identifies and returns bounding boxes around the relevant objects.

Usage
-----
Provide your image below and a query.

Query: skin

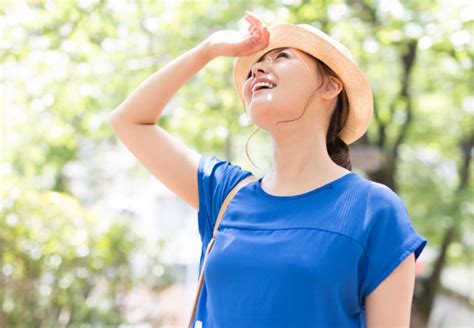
[244,11,417,327]
[242,45,348,197]
[111,8,417,324]
[365,253,416,327]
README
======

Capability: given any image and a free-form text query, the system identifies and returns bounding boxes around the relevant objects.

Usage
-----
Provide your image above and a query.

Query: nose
[249,58,272,79]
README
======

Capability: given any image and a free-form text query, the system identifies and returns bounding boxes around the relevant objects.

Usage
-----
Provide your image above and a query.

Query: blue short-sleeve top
[193,154,428,328]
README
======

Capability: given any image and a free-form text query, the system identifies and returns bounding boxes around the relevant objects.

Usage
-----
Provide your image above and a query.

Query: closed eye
[276,51,289,59]
[245,51,290,80]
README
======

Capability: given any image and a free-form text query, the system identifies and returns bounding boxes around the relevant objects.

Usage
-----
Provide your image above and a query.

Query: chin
[248,107,281,129]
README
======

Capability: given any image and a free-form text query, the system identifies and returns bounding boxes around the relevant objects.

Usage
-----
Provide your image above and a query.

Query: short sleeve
[196,155,253,272]
[359,184,428,303]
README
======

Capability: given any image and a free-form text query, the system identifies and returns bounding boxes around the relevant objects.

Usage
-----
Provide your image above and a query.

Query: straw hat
[233,23,373,145]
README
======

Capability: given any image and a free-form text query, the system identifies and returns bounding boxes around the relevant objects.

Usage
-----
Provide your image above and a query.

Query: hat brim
[233,23,373,145]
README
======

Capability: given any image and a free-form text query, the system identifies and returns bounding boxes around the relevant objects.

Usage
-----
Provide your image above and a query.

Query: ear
[321,76,343,100]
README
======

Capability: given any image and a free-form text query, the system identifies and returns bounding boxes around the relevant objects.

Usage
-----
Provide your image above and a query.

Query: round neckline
[254,172,357,200]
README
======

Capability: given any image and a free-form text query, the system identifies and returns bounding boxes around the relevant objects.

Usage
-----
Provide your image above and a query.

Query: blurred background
[0,0,472,327]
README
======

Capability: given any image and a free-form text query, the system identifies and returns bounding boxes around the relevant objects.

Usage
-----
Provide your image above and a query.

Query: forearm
[110,40,213,124]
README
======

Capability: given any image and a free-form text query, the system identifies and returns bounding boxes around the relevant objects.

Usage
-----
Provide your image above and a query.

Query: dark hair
[245,55,352,171]
[316,58,352,171]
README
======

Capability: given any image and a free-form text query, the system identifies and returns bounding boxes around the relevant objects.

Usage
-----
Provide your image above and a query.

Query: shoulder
[197,154,254,221]
[371,180,403,200]
[351,174,406,213]
[344,174,412,244]
[353,177,416,246]
[367,181,408,218]
[198,154,254,186]
[199,154,248,173]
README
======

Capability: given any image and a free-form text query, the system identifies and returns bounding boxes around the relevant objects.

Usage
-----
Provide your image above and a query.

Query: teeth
[252,81,276,93]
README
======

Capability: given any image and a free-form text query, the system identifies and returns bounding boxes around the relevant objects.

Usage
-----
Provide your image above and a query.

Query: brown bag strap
[188,174,258,328]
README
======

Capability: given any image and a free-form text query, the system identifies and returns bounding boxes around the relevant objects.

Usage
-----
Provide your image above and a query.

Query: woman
[110,10,427,328]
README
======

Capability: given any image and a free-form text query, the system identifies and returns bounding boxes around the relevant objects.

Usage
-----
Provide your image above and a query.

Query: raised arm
[109,41,212,210]
[109,11,269,211]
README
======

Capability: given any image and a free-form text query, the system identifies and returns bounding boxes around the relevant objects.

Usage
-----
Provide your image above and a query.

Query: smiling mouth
[254,88,272,94]
[252,86,276,97]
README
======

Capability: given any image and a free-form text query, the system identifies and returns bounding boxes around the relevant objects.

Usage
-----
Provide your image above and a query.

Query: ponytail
[325,81,351,170]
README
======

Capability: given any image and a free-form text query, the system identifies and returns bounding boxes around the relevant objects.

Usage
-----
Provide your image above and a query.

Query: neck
[262,129,350,195]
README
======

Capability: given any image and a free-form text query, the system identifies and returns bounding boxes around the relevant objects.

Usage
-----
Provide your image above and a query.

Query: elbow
[109,110,118,123]
[109,111,118,128]
[109,107,156,126]
[110,99,134,122]
[109,105,127,124]
[109,105,123,120]
[109,109,126,132]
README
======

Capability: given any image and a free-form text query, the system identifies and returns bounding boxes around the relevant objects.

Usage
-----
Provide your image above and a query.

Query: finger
[244,15,253,23]
[246,19,255,29]
[245,12,263,28]
[245,16,260,32]
[244,10,256,18]
[244,11,258,21]
[245,11,264,25]
[248,23,261,38]
[246,16,261,28]
[245,10,260,20]
[245,18,260,32]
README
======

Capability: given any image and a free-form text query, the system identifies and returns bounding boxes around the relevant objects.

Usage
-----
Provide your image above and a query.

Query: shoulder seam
[218,224,369,255]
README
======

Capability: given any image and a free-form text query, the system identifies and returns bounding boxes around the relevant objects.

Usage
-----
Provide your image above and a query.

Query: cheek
[242,80,252,100]
[292,53,311,74]
[282,66,318,95]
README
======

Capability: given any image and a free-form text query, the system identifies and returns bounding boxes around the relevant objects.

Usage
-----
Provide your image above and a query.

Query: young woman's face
[241,47,324,128]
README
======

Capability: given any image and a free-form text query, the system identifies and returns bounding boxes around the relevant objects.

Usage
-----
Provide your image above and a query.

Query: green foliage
[0,0,472,324]
[0,172,141,326]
